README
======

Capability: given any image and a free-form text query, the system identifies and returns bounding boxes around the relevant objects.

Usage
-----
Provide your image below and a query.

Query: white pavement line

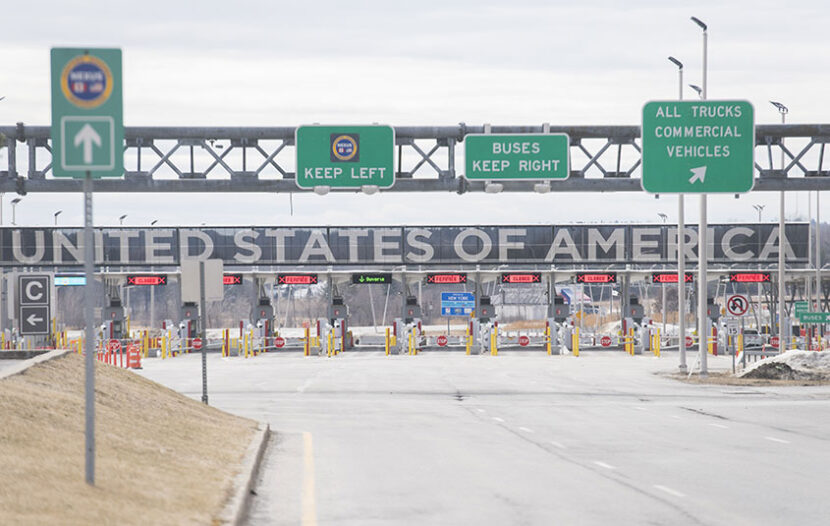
[549,441,566,449]
[634,406,647,411]
[709,423,729,429]
[492,417,505,423]
[302,432,317,526]
[476,408,486,413]
[653,485,685,498]
[765,436,791,444]
[670,415,682,420]
[518,427,534,433]
[593,461,615,470]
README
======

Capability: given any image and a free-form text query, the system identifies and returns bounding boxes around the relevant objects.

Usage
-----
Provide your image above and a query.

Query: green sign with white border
[50,47,123,178]
[465,134,570,180]
[641,100,754,193]
[295,125,395,189]
[798,312,830,324]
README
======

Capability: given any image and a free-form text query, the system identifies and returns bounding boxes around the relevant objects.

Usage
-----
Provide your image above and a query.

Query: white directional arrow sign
[26,313,44,326]
[688,166,707,185]
[74,123,102,164]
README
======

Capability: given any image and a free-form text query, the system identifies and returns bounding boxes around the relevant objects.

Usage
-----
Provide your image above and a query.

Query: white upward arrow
[688,165,707,184]
[74,124,101,164]
[26,313,43,326]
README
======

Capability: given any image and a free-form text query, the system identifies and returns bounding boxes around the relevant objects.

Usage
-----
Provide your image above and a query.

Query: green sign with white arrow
[641,100,754,193]
[50,48,123,178]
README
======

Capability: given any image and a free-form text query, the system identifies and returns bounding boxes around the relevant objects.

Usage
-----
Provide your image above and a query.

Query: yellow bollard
[385,327,390,356]
[465,324,471,356]
[738,333,744,354]
[546,326,551,356]
[573,327,580,357]
[408,331,413,356]
[305,327,311,356]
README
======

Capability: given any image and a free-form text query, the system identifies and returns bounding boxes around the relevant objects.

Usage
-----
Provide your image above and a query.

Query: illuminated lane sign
[729,272,771,283]
[223,274,243,285]
[127,274,167,286]
[501,272,542,284]
[352,273,393,284]
[277,273,318,285]
[426,273,467,284]
[576,272,617,284]
[652,272,695,284]
[55,275,86,286]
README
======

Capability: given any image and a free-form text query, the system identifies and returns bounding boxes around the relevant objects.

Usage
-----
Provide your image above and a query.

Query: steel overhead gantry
[2,124,830,194]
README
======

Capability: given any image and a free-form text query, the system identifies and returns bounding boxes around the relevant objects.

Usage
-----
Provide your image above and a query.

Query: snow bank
[739,350,830,381]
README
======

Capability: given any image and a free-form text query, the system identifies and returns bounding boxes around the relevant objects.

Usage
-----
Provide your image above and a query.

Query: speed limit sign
[726,294,749,317]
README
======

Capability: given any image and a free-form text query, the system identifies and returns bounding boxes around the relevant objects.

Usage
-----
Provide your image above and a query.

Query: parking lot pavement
[139,351,830,526]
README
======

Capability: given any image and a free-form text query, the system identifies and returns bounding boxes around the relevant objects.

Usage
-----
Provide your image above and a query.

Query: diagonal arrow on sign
[688,165,707,184]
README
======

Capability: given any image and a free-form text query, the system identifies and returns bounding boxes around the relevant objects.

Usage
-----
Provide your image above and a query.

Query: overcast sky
[2,0,828,227]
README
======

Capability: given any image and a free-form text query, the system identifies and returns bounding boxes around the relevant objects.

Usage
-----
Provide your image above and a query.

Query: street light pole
[771,101,788,354]
[11,197,21,226]
[753,204,765,329]
[669,55,687,371]
[691,15,708,375]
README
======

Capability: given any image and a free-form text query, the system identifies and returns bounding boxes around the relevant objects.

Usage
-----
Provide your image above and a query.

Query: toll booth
[102,298,126,340]
[622,297,645,354]
[706,298,720,355]
[475,296,497,354]
[180,302,198,339]
[403,296,421,323]
[547,295,570,354]
[328,296,349,352]
[252,298,274,344]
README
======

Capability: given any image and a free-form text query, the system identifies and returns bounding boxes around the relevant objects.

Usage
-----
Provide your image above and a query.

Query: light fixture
[361,185,379,195]
[484,182,503,194]
[533,183,551,194]
[313,186,330,196]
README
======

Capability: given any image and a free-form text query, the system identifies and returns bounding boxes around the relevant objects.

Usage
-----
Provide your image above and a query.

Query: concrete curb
[218,421,271,525]
[0,349,71,381]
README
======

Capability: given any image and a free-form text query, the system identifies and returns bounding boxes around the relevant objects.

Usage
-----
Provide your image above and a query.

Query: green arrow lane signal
[50,48,123,178]
[641,100,754,194]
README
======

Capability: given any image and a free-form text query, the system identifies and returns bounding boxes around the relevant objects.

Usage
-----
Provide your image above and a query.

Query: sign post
[51,47,123,486]
[642,100,755,376]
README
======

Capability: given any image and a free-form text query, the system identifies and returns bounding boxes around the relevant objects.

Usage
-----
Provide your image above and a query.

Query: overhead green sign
[797,312,830,324]
[295,125,394,189]
[50,48,123,178]
[465,134,570,180]
[795,301,809,316]
[641,100,754,193]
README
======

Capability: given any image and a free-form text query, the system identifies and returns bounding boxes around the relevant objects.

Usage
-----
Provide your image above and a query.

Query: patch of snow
[739,350,830,380]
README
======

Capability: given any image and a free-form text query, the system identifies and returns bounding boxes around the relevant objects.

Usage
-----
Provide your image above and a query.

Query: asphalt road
[138,351,830,526]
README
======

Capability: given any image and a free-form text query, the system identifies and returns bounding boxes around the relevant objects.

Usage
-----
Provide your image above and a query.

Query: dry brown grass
[0,353,257,525]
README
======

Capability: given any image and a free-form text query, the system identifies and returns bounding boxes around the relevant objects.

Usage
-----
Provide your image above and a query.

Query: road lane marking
[492,417,505,423]
[476,408,486,413]
[518,427,534,433]
[303,432,317,526]
[549,441,566,449]
[634,406,647,411]
[765,436,790,444]
[709,423,729,429]
[593,461,615,470]
[653,485,685,498]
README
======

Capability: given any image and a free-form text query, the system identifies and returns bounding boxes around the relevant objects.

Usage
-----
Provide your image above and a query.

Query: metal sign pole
[696,19,709,376]
[83,171,95,485]
[200,260,208,405]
